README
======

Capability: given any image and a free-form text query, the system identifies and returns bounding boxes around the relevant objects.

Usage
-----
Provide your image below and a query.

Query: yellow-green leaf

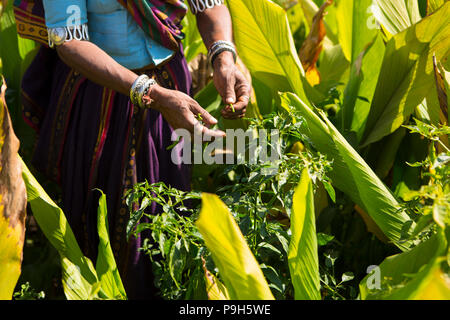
[21,158,101,300]
[288,169,321,300]
[281,92,414,251]
[362,2,450,146]
[95,190,127,299]
[196,193,274,300]
[427,0,448,15]
[360,230,449,299]
[336,0,380,63]
[372,0,421,36]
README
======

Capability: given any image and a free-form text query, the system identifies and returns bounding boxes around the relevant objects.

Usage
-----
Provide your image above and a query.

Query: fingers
[221,100,247,119]
[191,118,226,139]
[189,102,225,138]
[224,73,236,105]
[192,103,219,128]
[221,72,251,119]
[201,124,226,139]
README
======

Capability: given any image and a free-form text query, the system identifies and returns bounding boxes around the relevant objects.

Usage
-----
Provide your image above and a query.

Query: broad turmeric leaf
[288,169,321,300]
[196,193,274,300]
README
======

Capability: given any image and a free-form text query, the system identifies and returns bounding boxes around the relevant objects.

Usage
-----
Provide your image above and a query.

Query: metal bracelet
[130,75,150,108]
[208,40,235,53]
[208,42,237,67]
[189,0,224,15]
[130,76,158,109]
[48,24,89,48]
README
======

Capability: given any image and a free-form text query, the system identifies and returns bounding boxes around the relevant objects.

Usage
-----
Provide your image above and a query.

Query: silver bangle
[208,41,237,67]
[209,40,235,53]
[130,75,157,108]
[189,0,224,14]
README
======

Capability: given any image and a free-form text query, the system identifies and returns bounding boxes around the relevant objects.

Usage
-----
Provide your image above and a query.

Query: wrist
[147,84,165,111]
[208,40,237,69]
[212,51,235,70]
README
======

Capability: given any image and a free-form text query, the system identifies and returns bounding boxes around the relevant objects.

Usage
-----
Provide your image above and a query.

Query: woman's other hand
[145,84,226,139]
[212,51,251,120]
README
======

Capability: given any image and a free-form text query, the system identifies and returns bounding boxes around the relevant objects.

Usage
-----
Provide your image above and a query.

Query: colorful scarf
[13,0,188,51]
[116,0,187,51]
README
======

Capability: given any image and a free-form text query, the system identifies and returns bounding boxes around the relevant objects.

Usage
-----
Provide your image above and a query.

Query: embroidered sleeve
[43,0,89,48]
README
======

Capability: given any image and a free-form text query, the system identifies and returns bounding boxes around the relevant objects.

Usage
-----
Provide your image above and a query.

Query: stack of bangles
[130,75,157,109]
[207,40,237,68]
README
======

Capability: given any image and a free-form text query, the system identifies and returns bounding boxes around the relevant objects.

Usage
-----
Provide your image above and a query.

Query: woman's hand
[145,84,226,139]
[212,51,252,120]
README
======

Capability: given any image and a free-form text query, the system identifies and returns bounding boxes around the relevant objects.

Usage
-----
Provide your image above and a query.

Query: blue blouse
[43,0,175,70]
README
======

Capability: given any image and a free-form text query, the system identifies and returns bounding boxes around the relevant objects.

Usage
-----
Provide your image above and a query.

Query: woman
[14,0,250,298]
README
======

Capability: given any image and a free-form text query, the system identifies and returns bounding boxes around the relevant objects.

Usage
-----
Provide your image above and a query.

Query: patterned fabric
[14,0,188,51]
[14,0,48,45]
[116,0,188,51]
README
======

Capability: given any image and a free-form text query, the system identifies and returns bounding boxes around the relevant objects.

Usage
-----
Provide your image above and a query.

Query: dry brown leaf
[0,76,28,299]
[298,0,333,86]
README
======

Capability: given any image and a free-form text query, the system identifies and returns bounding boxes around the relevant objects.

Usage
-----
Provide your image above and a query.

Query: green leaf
[341,272,355,283]
[260,264,284,294]
[288,169,321,300]
[317,43,349,86]
[281,92,414,251]
[322,180,336,202]
[21,160,126,299]
[95,190,127,299]
[427,0,447,15]
[372,0,421,36]
[336,0,380,63]
[360,230,450,299]
[361,2,450,146]
[317,233,334,246]
[20,158,100,300]
[196,193,274,300]
[341,35,385,139]
[372,128,407,180]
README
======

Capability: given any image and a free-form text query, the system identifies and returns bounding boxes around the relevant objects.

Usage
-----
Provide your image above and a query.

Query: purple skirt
[21,46,192,299]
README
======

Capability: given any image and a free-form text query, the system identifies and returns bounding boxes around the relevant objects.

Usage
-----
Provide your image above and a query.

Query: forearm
[196,4,233,48]
[56,40,137,96]
[195,5,235,68]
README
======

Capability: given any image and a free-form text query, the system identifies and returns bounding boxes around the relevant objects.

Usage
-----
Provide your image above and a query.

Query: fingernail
[226,97,235,104]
